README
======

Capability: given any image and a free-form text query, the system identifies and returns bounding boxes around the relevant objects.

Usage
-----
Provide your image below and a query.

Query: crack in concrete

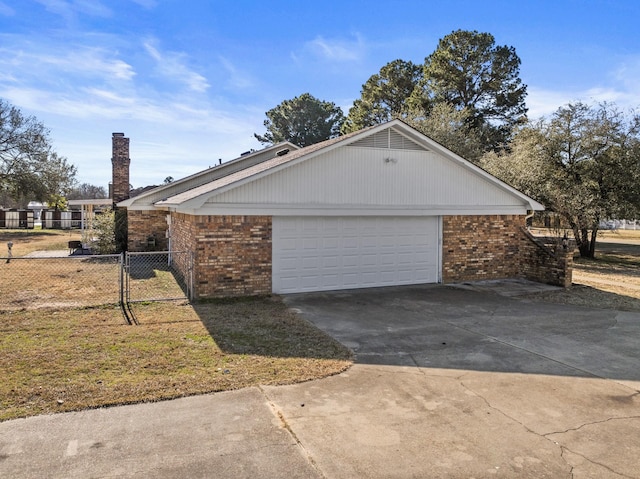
[544,415,640,437]
[560,447,575,479]
[458,379,576,478]
[559,444,636,479]
[257,386,327,479]
[433,312,609,381]
[461,379,640,479]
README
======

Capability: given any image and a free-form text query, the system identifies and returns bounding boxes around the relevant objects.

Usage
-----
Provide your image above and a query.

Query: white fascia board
[68,199,113,206]
[177,203,530,217]
[126,204,170,212]
[121,201,156,210]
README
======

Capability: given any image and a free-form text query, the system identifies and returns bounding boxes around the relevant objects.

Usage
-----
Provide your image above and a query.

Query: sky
[1,0,639,190]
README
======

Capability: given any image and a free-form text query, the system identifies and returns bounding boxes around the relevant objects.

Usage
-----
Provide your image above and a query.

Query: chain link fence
[125,251,193,303]
[1,255,122,310]
[0,251,192,312]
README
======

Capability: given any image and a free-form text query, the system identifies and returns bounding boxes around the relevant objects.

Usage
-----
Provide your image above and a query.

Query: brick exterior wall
[111,133,130,252]
[442,214,573,287]
[172,213,272,298]
[442,215,522,283]
[127,211,571,297]
[127,210,169,251]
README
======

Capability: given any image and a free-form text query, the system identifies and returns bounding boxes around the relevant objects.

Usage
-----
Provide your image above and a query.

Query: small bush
[82,208,116,254]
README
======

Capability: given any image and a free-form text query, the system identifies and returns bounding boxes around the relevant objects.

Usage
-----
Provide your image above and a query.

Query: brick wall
[442,215,522,283]
[172,213,272,298]
[442,214,573,287]
[111,133,131,251]
[519,228,573,287]
[127,209,169,251]
[131,211,570,297]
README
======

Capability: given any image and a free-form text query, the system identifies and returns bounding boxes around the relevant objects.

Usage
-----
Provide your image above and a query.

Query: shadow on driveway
[283,283,640,383]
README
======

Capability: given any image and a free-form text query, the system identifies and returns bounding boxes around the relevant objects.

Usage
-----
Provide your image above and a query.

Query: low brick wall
[442,214,573,287]
[519,228,573,287]
[128,210,169,251]
[172,214,272,298]
[170,212,198,294]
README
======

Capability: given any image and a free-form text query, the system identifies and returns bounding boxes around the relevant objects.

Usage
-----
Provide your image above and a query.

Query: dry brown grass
[0,230,190,310]
[2,256,122,309]
[526,229,640,311]
[0,298,352,422]
[0,228,81,257]
[2,227,638,422]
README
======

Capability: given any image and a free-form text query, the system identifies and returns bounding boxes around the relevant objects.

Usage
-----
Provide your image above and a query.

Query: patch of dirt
[525,232,640,312]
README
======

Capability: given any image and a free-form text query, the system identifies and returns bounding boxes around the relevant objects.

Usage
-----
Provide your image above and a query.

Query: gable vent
[349,128,426,151]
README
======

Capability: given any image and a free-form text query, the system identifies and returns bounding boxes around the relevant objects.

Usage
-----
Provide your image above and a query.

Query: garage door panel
[342,273,360,286]
[323,237,340,249]
[302,257,320,269]
[380,253,396,265]
[273,216,440,293]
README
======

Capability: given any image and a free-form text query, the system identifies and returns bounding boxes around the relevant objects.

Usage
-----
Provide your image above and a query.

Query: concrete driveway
[2,282,639,478]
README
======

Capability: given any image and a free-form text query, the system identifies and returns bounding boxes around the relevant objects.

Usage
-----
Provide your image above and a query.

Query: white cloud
[218,56,253,90]
[612,55,640,93]
[0,44,135,83]
[53,49,136,81]
[130,0,157,8]
[527,56,640,118]
[302,34,366,62]
[144,40,210,93]
[0,1,15,15]
[35,0,111,19]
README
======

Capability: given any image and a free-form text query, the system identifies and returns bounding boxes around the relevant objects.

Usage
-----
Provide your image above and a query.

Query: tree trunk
[589,228,598,258]
[577,227,594,258]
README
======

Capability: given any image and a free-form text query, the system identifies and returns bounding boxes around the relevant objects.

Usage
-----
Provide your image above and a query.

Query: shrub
[82,208,116,254]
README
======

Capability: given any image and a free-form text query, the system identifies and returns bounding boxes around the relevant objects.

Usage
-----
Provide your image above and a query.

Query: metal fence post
[190,251,195,300]
[119,252,124,308]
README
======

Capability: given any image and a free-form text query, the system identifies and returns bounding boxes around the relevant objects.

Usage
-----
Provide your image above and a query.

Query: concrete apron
[277,283,640,478]
[1,282,639,478]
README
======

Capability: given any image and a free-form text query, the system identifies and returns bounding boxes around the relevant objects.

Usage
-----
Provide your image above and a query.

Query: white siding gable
[201,143,527,215]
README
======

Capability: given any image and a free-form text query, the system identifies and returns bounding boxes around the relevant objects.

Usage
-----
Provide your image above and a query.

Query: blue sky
[1,0,639,189]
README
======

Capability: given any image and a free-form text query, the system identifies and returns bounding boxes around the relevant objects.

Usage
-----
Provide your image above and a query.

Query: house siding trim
[183,204,530,217]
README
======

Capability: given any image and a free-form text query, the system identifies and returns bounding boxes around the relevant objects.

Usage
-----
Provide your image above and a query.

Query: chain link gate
[0,250,193,324]
[121,251,194,325]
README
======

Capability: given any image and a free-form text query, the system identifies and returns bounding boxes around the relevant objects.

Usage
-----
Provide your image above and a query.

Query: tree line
[254,30,640,257]
[0,98,107,210]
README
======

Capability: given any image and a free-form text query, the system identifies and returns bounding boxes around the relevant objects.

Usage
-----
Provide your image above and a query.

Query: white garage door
[273,216,440,294]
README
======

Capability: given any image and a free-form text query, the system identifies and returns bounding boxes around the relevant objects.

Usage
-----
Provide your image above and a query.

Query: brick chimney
[111,132,130,205]
[111,132,130,252]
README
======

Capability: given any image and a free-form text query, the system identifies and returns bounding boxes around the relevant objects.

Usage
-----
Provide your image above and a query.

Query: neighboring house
[67,199,113,232]
[118,120,572,298]
[27,201,46,220]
